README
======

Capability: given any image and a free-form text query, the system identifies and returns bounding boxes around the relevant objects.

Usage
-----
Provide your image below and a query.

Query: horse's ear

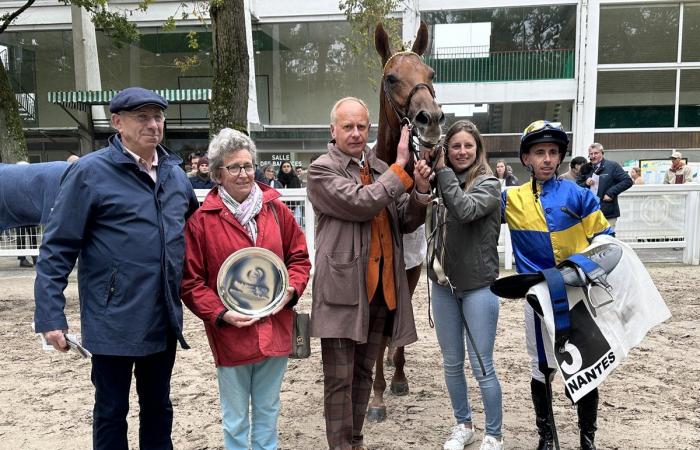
[410,21,429,56]
[375,22,392,67]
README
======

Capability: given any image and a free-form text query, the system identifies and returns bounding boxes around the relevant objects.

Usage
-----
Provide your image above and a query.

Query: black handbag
[268,202,311,359]
[289,311,311,359]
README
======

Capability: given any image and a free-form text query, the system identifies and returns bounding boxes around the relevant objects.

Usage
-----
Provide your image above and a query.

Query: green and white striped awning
[48,89,211,111]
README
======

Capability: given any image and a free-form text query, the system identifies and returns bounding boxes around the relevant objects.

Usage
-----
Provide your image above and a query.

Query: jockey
[501,120,613,450]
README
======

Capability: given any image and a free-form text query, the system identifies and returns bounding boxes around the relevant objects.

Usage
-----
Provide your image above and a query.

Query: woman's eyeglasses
[225,164,255,176]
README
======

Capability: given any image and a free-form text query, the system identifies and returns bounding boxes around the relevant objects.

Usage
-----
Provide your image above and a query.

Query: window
[442,101,572,134]
[253,21,386,125]
[682,4,700,62]
[596,71,676,128]
[679,70,700,127]
[422,5,576,54]
[599,4,679,64]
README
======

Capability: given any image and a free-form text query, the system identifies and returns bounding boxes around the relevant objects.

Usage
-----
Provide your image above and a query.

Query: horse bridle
[381,51,441,154]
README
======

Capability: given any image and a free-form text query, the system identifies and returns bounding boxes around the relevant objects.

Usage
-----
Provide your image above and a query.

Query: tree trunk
[209,0,249,136]
[0,59,27,163]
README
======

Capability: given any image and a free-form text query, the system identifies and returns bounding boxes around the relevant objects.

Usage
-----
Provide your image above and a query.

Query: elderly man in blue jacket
[577,143,633,230]
[34,87,199,450]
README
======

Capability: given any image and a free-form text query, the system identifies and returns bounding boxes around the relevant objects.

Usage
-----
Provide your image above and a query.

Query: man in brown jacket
[307,97,431,450]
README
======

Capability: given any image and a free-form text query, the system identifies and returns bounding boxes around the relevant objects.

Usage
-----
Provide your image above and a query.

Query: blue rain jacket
[34,135,199,356]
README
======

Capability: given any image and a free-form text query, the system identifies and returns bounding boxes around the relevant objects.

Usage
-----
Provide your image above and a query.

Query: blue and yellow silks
[502,178,612,274]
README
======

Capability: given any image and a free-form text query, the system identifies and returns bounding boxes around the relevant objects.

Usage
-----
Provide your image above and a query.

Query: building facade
[1,0,699,180]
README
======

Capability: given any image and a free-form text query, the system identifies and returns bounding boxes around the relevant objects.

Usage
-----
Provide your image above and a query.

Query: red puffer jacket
[181,184,311,366]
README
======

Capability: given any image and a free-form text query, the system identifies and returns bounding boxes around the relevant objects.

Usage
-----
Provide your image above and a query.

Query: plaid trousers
[321,296,388,450]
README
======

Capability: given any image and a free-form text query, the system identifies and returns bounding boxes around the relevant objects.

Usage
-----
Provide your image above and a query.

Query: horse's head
[375,22,444,151]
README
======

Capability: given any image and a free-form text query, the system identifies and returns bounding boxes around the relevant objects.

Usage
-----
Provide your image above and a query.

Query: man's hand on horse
[395,124,411,168]
[43,329,69,352]
[414,160,433,193]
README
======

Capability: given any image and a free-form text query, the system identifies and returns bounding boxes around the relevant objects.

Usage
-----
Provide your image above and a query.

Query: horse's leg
[390,265,422,396]
[367,335,389,422]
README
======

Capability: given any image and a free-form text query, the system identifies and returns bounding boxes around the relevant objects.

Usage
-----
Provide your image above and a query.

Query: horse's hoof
[390,381,409,396]
[366,406,387,423]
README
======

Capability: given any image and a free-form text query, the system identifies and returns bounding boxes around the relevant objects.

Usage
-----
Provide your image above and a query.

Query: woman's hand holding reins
[414,159,433,193]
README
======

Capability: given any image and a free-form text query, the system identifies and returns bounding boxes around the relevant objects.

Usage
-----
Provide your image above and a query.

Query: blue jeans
[217,357,288,450]
[431,283,503,438]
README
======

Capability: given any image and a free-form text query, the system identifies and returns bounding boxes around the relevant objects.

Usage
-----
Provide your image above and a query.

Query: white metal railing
[3,185,699,266]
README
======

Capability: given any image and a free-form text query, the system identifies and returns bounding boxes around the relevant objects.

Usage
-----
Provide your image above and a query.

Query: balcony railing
[1,48,37,122]
[425,48,575,83]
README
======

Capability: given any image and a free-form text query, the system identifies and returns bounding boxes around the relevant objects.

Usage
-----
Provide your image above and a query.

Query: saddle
[491,243,622,299]
[491,243,623,349]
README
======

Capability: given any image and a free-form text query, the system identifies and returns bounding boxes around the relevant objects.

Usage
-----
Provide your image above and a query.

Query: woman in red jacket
[181,128,311,450]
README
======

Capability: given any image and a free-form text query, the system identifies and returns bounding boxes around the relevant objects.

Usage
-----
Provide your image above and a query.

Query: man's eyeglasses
[225,163,255,176]
[523,120,563,136]
[121,111,166,124]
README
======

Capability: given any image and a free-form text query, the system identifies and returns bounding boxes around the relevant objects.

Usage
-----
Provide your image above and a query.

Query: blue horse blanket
[0,162,70,230]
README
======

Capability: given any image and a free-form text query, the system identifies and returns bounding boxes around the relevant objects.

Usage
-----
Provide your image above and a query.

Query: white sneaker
[443,423,476,450]
[479,435,504,450]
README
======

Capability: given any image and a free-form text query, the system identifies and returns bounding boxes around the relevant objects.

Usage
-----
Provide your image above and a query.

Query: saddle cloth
[494,235,671,402]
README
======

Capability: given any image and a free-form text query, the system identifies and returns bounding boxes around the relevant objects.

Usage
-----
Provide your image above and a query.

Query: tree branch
[0,0,36,35]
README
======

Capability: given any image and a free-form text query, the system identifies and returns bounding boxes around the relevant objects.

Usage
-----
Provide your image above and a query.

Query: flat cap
[109,87,168,113]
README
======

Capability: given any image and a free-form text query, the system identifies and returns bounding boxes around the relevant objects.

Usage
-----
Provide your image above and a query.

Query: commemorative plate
[217,247,289,318]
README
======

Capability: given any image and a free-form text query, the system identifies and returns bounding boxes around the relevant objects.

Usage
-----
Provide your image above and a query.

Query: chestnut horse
[366,21,443,423]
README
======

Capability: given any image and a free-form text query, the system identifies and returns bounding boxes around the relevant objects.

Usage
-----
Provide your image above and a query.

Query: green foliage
[338,0,401,86]
[164,2,213,73]
[162,16,177,32]
[187,31,199,49]
[91,10,139,47]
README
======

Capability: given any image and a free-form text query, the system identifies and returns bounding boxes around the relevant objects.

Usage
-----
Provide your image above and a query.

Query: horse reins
[381,51,441,158]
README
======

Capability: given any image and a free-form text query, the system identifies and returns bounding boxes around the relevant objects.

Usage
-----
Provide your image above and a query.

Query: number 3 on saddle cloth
[491,235,671,403]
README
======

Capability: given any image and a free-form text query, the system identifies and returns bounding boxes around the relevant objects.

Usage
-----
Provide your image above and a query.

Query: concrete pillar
[572,0,600,157]
[271,24,281,125]
[245,0,260,128]
[71,5,104,154]
[402,0,421,46]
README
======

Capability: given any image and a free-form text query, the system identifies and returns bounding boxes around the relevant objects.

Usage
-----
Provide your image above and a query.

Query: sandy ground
[0,261,698,450]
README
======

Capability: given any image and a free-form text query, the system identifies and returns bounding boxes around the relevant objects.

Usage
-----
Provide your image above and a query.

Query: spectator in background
[261,164,283,188]
[67,154,80,164]
[494,159,518,189]
[577,143,632,230]
[188,152,203,177]
[506,165,519,185]
[277,161,301,188]
[631,167,645,185]
[558,156,587,182]
[295,165,306,187]
[664,151,693,184]
[189,156,215,189]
